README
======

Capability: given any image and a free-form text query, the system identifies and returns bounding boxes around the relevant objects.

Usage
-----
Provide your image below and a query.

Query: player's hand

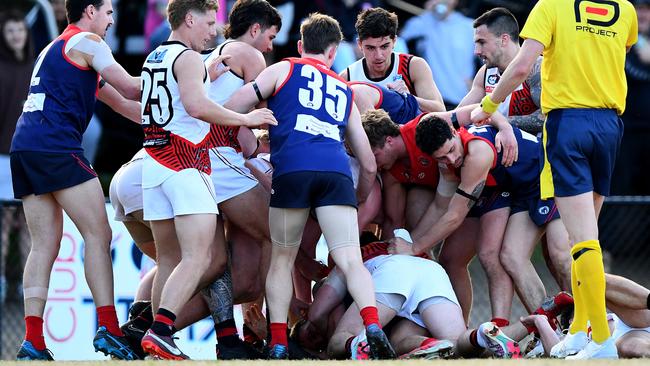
[519,314,546,328]
[387,237,415,256]
[387,79,409,94]
[495,126,518,167]
[244,303,267,340]
[207,54,231,82]
[244,108,277,127]
[471,106,492,125]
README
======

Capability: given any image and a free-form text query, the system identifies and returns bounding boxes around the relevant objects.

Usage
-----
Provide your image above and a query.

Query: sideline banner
[44,204,241,360]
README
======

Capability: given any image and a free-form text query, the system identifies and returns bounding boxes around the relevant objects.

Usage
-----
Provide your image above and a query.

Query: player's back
[351,82,420,124]
[12,25,99,154]
[465,125,541,194]
[267,58,354,179]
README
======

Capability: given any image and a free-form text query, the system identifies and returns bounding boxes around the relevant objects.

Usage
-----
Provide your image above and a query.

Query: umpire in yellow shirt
[471,0,638,359]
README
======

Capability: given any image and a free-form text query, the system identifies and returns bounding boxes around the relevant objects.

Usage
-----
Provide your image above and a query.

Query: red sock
[97,305,123,336]
[25,316,46,351]
[360,306,380,328]
[420,337,438,348]
[491,317,509,327]
[469,329,480,348]
[269,322,288,347]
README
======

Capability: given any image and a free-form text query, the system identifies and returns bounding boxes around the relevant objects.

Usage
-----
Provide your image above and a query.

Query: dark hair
[473,7,519,42]
[355,7,398,41]
[65,0,104,23]
[0,10,34,64]
[224,0,281,39]
[415,114,453,155]
[300,13,342,54]
[167,0,219,30]
[361,109,400,149]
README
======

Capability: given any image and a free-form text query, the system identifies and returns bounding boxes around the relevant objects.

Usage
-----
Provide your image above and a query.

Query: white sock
[476,323,491,348]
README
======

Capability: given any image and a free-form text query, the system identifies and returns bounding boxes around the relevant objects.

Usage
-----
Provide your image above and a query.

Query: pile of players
[10,0,649,361]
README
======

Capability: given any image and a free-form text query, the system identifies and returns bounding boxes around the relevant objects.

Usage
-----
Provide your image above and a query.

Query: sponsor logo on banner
[45,204,243,360]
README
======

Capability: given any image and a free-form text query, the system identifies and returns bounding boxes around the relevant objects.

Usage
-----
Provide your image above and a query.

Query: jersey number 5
[141,67,173,126]
[298,64,348,122]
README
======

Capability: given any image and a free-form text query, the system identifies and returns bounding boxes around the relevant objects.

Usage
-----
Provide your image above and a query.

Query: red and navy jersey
[453,126,542,196]
[350,82,421,125]
[11,25,99,153]
[390,114,439,188]
[268,58,354,179]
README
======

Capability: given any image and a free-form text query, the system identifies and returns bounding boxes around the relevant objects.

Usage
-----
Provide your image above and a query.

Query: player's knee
[617,337,650,358]
[499,249,520,273]
[477,248,501,268]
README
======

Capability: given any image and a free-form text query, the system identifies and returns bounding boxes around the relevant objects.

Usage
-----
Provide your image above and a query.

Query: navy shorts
[270,171,357,209]
[467,187,511,218]
[544,109,623,197]
[10,151,97,199]
[511,195,560,227]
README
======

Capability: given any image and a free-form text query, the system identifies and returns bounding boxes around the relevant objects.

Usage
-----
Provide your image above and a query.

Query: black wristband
[647,293,650,310]
[451,111,460,130]
[98,78,106,89]
[455,188,478,202]
[252,81,263,102]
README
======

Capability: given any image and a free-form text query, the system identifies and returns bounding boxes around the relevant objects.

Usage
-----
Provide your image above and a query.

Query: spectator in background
[0,10,33,306]
[0,11,33,200]
[400,0,475,108]
[49,0,66,32]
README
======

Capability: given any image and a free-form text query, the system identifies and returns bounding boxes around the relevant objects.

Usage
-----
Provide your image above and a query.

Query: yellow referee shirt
[520,0,637,115]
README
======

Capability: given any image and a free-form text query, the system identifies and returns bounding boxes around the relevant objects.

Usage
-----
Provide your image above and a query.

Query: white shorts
[143,168,218,220]
[364,255,459,327]
[611,313,650,341]
[109,150,145,222]
[210,147,258,204]
[248,154,273,175]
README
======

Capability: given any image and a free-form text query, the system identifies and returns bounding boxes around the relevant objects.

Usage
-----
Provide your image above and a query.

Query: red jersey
[389,114,439,188]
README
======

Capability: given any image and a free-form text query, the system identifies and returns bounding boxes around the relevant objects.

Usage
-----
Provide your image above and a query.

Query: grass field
[0,360,647,366]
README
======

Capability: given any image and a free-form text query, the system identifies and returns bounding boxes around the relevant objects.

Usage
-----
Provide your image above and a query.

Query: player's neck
[301,53,330,68]
[396,136,408,158]
[500,45,520,72]
[168,30,196,51]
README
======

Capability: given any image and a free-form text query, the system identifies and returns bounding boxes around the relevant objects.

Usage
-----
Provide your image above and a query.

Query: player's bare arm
[97,81,140,123]
[390,141,493,255]
[507,57,544,135]
[225,61,290,113]
[346,104,377,204]
[176,51,276,127]
[457,64,488,108]
[408,165,457,236]
[380,172,407,236]
[410,57,446,112]
[351,84,380,115]
[472,39,544,122]
[68,33,140,100]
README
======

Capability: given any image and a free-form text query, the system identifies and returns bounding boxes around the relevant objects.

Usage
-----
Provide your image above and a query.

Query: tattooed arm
[389,141,493,256]
[508,57,544,135]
